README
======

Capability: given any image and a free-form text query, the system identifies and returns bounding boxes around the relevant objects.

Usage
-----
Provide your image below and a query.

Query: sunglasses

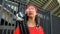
[26,7,35,12]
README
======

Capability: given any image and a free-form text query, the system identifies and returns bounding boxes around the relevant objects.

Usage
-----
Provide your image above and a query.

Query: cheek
[33,10,37,15]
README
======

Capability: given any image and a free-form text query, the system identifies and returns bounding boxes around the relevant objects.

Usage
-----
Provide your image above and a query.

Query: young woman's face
[26,6,37,18]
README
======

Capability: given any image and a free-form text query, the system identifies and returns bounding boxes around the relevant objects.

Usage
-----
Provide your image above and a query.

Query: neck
[27,17,36,27]
[28,17,35,22]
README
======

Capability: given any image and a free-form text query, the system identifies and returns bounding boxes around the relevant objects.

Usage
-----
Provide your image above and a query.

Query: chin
[28,15,34,18]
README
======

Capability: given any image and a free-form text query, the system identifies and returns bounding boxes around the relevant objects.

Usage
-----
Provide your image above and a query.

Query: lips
[29,11,33,15]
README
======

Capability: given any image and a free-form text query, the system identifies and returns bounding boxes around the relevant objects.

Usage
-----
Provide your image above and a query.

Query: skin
[26,6,37,27]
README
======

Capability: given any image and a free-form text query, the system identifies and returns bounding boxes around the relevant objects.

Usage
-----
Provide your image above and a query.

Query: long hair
[25,14,39,28]
[20,4,40,34]
[18,4,40,34]
[25,3,40,28]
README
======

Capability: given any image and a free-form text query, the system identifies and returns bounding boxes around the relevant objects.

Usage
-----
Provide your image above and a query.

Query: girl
[13,4,44,34]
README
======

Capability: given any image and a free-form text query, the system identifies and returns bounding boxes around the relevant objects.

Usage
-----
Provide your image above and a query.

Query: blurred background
[0,0,60,34]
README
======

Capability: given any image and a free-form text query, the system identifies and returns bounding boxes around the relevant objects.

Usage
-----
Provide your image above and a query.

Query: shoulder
[13,26,20,34]
[39,25,44,34]
[40,25,44,30]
